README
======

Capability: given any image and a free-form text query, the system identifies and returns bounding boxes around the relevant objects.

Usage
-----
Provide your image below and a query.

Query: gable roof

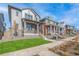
[22,8,41,19]
[8,5,41,19]
[8,5,22,11]
[40,16,58,24]
[8,5,22,26]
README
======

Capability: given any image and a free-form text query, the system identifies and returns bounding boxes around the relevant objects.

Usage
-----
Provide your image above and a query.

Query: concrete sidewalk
[0,36,76,56]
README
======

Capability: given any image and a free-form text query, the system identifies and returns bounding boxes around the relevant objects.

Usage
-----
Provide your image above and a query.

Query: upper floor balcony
[22,8,40,22]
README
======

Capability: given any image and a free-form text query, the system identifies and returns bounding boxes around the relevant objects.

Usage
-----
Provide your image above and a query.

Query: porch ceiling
[22,18,39,24]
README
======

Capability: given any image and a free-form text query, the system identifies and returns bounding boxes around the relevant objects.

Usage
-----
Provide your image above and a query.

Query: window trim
[16,11,19,16]
[25,13,33,20]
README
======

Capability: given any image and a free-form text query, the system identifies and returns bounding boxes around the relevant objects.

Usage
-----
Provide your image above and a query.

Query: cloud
[0,6,7,12]
[60,7,79,29]
[30,4,57,20]
[30,3,79,29]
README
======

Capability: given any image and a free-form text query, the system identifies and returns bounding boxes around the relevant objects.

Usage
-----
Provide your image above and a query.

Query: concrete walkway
[0,36,76,56]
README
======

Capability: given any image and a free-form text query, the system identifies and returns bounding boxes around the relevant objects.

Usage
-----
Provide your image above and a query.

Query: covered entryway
[22,19,39,34]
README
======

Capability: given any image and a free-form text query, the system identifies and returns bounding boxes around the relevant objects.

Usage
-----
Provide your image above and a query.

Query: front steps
[46,33,65,40]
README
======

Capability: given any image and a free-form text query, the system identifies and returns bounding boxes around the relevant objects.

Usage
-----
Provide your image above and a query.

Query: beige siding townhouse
[8,5,40,38]
[8,5,22,37]
[40,17,59,35]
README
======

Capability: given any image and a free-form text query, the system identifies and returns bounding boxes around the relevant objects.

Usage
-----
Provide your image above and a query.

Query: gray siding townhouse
[0,13,5,39]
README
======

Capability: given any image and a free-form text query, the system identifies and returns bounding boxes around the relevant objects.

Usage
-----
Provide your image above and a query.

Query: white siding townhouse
[8,5,40,38]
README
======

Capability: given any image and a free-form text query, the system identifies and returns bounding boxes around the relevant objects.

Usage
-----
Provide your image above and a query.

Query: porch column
[56,26,58,34]
[37,24,39,33]
[63,28,65,35]
[59,27,60,34]
[24,21,26,32]
[50,25,52,35]
[63,28,66,35]
[58,27,60,34]
[45,26,47,35]
[42,24,45,35]
[54,26,56,34]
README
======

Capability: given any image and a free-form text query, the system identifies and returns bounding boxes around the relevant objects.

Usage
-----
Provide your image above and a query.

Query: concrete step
[46,34,65,40]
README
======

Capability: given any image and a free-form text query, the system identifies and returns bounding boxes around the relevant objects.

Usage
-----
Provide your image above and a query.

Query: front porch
[39,24,65,40]
[65,29,75,37]
[40,24,57,36]
[22,19,39,34]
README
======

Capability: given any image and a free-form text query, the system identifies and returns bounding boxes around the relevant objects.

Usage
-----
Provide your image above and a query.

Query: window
[28,15,30,19]
[60,28,62,32]
[36,16,37,21]
[25,13,28,19]
[16,11,19,16]
[48,27,50,33]
[28,15,33,20]
[26,24,32,31]
[30,15,33,20]
[35,16,39,21]
[66,25,68,28]
[25,13,33,20]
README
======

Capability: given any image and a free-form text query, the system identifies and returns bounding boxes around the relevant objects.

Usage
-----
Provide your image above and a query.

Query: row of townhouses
[8,5,79,39]
[1,5,79,40]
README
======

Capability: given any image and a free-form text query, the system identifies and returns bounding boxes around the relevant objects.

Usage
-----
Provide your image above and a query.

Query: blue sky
[0,3,79,30]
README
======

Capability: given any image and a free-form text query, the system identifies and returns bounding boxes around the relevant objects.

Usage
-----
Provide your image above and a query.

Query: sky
[0,3,79,30]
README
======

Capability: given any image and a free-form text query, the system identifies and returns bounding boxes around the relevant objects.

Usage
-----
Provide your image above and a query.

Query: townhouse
[64,25,75,36]
[8,5,41,37]
[57,22,65,35]
[40,17,63,35]
[40,17,56,35]
[8,5,78,39]
[22,8,40,35]
[0,13,5,39]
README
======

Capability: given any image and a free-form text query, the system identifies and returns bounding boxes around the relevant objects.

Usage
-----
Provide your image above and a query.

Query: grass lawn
[0,37,50,54]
